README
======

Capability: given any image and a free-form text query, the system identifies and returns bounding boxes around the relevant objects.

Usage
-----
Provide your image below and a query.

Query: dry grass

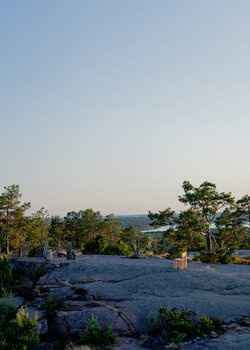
[233,256,250,265]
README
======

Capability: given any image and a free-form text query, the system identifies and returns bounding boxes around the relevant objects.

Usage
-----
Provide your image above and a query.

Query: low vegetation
[31,264,46,280]
[0,304,39,350]
[44,295,63,319]
[0,254,12,297]
[149,306,217,345]
[194,249,237,264]
[77,315,117,347]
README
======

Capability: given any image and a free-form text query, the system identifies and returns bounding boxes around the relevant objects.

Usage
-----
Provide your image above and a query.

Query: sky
[0,0,250,216]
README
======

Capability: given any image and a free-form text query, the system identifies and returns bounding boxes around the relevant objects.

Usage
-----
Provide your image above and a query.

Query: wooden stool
[173,258,182,269]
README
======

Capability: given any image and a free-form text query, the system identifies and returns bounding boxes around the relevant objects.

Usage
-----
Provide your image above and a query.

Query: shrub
[166,244,185,259]
[0,303,16,332]
[31,265,45,280]
[233,256,250,265]
[78,315,117,347]
[102,244,128,255]
[194,249,236,264]
[0,307,39,350]
[0,254,12,297]
[150,307,215,344]
[199,314,215,333]
[82,235,107,255]
[44,295,63,319]
[27,245,43,257]
[130,254,141,259]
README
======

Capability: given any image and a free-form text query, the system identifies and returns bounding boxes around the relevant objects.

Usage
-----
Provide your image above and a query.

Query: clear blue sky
[1,0,250,216]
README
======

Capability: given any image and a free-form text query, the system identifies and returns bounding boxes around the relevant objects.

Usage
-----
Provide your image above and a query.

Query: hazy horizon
[1,1,250,216]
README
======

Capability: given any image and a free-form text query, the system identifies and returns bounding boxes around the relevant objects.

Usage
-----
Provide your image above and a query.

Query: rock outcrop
[13,255,250,349]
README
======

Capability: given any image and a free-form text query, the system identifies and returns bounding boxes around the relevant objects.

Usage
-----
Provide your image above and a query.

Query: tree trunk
[206,233,213,252]
[5,208,11,255]
[19,244,22,258]
[5,232,9,255]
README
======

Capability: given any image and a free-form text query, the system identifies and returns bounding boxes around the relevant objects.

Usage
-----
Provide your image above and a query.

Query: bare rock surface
[15,255,250,348]
[182,328,250,349]
[37,255,250,329]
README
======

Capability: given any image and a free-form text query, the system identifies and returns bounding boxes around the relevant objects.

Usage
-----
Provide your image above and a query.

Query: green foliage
[215,208,248,251]
[120,226,148,256]
[78,315,116,347]
[44,295,63,318]
[64,210,124,250]
[171,209,206,251]
[25,208,50,254]
[0,185,31,255]
[148,208,176,227]
[102,243,130,255]
[0,254,13,297]
[166,244,185,259]
[236,195,250,230]
[0,302,16,332]
[178,181,234,252]
[100,214,122,243]
[82,236,131,256]
[31,264,46,280]
[148,181,243,256]
[199,314,215,333]
[194,249,237,264]
[0,307,39,350]
[162,210,207,258]
[27,245,43,257]
[82,235,107,254]
[48,216,66,250]
[150,307,215,344]
[116,215,152,231]
[64,209,103,248]
[0,185,50,257]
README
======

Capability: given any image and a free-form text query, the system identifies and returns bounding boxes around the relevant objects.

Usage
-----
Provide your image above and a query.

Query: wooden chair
[173,252,187,270]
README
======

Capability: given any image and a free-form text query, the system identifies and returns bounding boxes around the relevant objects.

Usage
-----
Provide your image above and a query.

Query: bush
[194,249,236,264]
[0,307,39,350]
[44,295,63,319]
[0,303,16,332]
[102,244,129,255]
[31,265,45,280]
[199,314,215,333]
[166,244,185,259]
[82,235,107,255]
[150,307,215,344]
[78,315,117,347]
[27,245,43,257]
[0,254,12,297]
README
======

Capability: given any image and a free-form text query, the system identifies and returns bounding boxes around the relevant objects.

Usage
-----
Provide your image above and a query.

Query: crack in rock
[116,311,138,335]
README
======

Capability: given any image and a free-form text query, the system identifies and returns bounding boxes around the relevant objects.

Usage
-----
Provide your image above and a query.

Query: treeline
[0,185,148,257]
[116,215,152,231]
[0,182,250,262]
